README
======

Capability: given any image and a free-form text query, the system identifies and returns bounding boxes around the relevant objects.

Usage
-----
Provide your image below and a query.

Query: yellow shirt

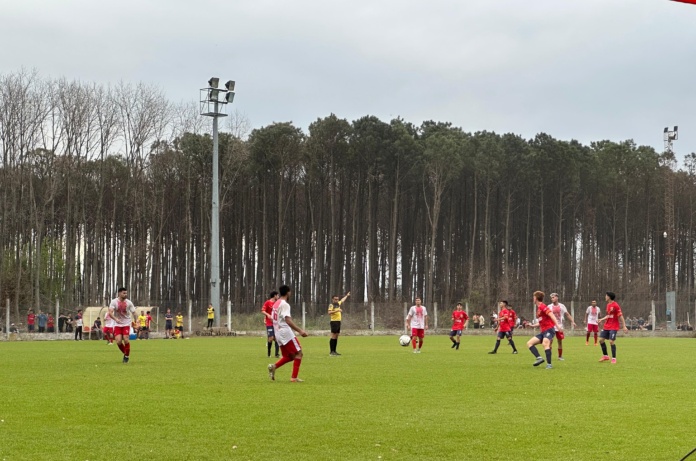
[328,302,342,322]
[207,307,214,319]
[175,315,183,327]
[138,315,147,327]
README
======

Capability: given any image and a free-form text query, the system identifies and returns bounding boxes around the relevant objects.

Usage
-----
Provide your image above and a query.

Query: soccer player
[108,287,137,363]
[405,297,428,353]
[548,293,576,360]
[598,291,628,364]
[206,303,215,329]
[585,300,600,345]
[262,291,280,358]
[103,310,115,345]
[526,291,562,369]
[267,285,308,383]
[175,311,185,339]
[137,310,147,340]
[489,300,518,354]
[164,308,173,339]
[449,303,469,350]
[328,291,350,356]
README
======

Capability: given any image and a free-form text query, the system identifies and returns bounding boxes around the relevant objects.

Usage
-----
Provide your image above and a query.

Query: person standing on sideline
[262,291,280,358]
[598,292,628,364]
[37,311,48,333]
[405,297,429,353]
[328,291,351,356]
[164,308,173,339]
[74,310,83,341]
[548,293,576,361]
[584,300,601,346]
[108,287,137,363]
[103,310,115,345]
[206,303,215,329]
[267,285,308,383]
[47,314,55,333]
[526,291,562,369]
[449,303,469,350]
[175,311,185,339]
[489,300,518,354]
[27,309,36,333]
[137,310,147,340]
[146,311,152,339]
[93,317,103,340]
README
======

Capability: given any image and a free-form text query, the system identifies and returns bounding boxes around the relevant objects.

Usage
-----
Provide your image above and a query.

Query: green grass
[0,334,694,460]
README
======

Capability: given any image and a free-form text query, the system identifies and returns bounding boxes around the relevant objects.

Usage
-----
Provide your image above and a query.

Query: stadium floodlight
[199,77,236,330]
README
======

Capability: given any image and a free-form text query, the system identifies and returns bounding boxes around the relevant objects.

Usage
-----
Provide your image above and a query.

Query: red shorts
[103,327,114,335]
[587,324,598,333]
[280,337,302,357]
[411,328,425,338]
[113,326,131,338]
[555,331,565,341]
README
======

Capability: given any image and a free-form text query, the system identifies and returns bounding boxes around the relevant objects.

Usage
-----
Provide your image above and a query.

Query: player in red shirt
[526,291,562,369]
[598,291,628,364]
[488,300,518,354]
[262,291,280,358]
[449,303,469,350]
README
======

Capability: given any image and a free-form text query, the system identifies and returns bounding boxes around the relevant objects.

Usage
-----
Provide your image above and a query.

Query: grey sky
[2,0,695,158]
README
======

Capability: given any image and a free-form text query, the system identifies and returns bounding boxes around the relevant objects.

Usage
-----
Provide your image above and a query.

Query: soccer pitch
[1,335,693,460]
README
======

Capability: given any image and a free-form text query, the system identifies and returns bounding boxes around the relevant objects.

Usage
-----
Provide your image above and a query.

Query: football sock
[558,348,563,358]
[330,338,337,353]
[291,358,302,379]
[267,342,272,356]
[418,338,423,349]
[493,340,500,352]
[529,345,540,357]
[586,332,590,342]
[412,338,417,349]
[456,342,460,350]
[600,342,608,356]
[124,343,130,356]
[610,344,616,358]
[509,340,517,352]
[117,343,125,353]
[545,348,552,364]
[275,356,292,368]
[274,342,279,356]
[594,333,598,343]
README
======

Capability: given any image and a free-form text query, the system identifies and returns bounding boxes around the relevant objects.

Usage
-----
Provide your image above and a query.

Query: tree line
[2,70,695,319]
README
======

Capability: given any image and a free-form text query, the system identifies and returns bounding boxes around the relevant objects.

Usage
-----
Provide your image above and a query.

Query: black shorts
[140,326,148,331]
[165,321,173,330]
[535,328,556,342]
[600,329,618,341]
[266,326,276,337]
[449,329,462,337]
[330,321,341,334]
[497,330,512,340]
[28,325,35,331]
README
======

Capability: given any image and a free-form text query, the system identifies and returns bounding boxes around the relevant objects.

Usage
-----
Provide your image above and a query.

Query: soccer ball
[399,334,411,347]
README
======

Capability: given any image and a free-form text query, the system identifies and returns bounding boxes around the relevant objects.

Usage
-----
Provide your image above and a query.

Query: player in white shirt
[584,300,601,346]
[405,297,429,353]
[103,310,116,345]
[107,287,137,363]
[549,293,576,361]
[267,285,308,382]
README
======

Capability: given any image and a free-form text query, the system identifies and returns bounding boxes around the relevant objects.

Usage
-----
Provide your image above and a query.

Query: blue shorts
[449,329,462,337]
[266,326,276,337]
[535,328,556,342]
[600,329,618,341]
[497,330,513,340]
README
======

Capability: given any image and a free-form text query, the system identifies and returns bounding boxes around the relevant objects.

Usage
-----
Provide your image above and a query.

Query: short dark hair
[456,302,462,307]
[117,287,127,293]
[501,300,509,306]
[279,285,291,297]
[606,291,616,300]
[269,290,278,299]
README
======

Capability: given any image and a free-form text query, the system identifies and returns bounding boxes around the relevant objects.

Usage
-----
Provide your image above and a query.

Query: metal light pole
[663,125,678,330]
[200,78,236,327]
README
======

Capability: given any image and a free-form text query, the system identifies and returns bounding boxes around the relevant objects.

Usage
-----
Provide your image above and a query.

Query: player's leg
[507,331,517,353]
[542,335,554,366]
[450,331,456,348]
[490,331,503,354]
[598,330,610,360]
[586,327,591,345]
[456,331,461,349]
[527,334,544,365]
[609,331,617,362]
[411,328,418,350]
[557,336,563,360]
[418,330,424,351]
[593,325,599,345]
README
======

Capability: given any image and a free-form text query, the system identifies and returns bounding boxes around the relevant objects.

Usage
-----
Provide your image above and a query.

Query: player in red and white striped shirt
[584,300,601,346]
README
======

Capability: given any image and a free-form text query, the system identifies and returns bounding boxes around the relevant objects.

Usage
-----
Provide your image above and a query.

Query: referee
[328,292,350,356]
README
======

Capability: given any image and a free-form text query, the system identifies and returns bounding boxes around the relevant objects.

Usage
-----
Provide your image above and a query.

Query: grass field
[1,334,694,461]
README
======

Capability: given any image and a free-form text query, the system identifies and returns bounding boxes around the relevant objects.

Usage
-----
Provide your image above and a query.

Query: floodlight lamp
[225,92,235,103]
[208,89,221,102]
[664,127,669,133]
[664,231,668,238]
[208,77,219,89]
[225,80,235,92]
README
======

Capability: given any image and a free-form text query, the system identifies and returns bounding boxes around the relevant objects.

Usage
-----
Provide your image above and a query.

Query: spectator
[74,310,83,340]
[58,313,68,332]
[93,317,103,340]
[490,311,498,329]
[27,309,36,333]
[473,314,481,330]
[47,314,55,333]
[9,323,18,333]
[37,311,48,333]
[66,316,74,333]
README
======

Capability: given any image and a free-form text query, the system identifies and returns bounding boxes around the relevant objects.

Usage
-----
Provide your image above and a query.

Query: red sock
[275,356,292,368]
[594,333,598,343]
[558,348,563,358]
[117,342,125,353]
[291,358,302,379]
[412,338,417,349]
[418,338,423,349]
[586,332,590,342]
[125,343,131,356]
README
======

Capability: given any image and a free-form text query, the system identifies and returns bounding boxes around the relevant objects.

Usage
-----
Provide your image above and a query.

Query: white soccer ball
[399,334,411,347]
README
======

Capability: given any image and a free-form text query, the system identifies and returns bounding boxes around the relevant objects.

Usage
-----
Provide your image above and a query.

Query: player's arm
[463,315,469,330]
[284,315,308,337]
[328,305,341,314]
[339,292,351,304]
[262,307,272,320]
[564,311,576,328]
[619,313,628,331]
[405,314,412,329]
[424,314,429,330]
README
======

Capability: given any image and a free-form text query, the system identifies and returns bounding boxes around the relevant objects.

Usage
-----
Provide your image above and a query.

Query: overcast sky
[2,0,695,159]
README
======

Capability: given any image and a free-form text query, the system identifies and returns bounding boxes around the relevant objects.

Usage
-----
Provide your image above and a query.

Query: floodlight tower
[200,78,236,327]
[663,126,678,330]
